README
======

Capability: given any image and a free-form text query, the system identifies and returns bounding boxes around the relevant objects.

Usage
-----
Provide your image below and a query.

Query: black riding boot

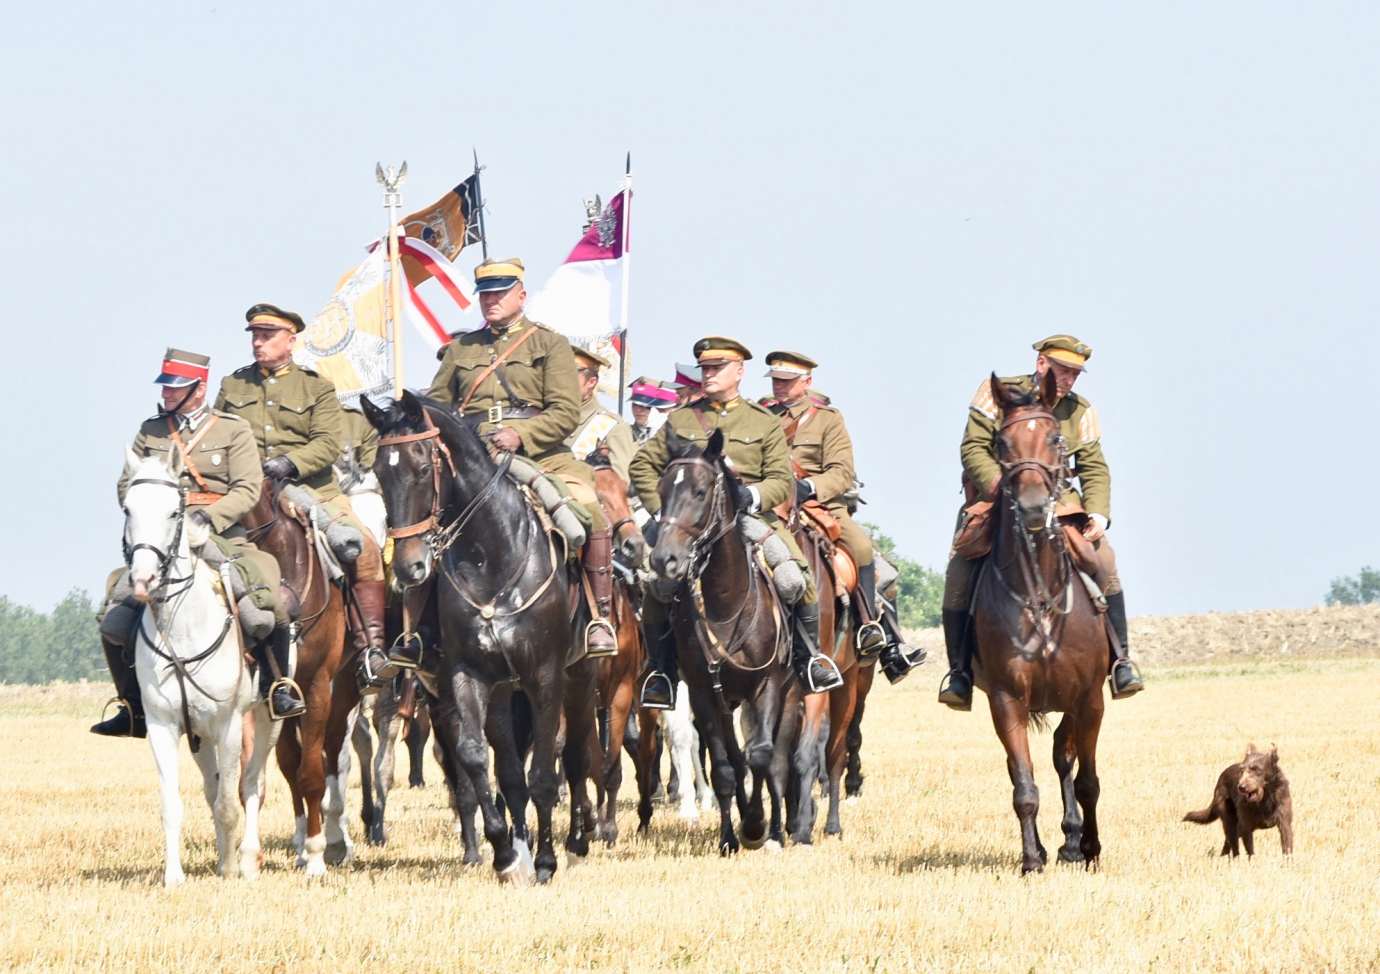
[638,600,677,710]
[1105,592,1145,699]
[877,593,927,686]
[260,624,305,720]
[853,563,887,656]
[90,632,146,738]
[793,601,844,693]
[937,608,974,710]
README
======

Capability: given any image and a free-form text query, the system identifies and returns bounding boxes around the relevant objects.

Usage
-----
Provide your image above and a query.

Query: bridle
[656,457,736,579]
[123,476,194,601]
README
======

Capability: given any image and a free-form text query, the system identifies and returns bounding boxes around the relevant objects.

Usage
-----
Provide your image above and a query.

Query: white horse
[122,452,280,886]
[663,681,715,820]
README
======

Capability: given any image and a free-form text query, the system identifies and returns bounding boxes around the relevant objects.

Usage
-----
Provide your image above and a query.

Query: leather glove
[730,480,755,513]
[794,479,814,505]
[187,509,214,548]
[262,456,298,481]
[642,518,660,548]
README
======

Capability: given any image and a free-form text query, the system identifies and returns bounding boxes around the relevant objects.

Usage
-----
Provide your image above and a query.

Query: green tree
[0,589,103,684]
[1326,566,1380,606]
[863,524,943,629]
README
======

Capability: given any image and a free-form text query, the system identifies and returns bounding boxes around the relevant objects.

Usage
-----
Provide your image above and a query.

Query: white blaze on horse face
[388,449,399,467]
[1027,419,1037,431]
[674,467,685,486]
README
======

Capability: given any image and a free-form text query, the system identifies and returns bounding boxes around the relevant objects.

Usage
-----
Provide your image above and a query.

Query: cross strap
[457,326,540,415]
[165,415,220,494]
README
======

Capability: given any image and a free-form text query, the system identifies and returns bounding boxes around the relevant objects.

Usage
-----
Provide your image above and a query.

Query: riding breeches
[828,505,874,568]
[320,495,385,583]
[536,451,610,534]
[942,525,1122,611]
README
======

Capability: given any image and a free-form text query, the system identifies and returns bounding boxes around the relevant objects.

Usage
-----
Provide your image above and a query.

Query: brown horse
[239,484,351,877]
[588,461,658,844]
[972,371,1111,874]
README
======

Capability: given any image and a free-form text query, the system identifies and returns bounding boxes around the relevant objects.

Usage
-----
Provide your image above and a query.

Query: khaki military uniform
[427,316,607,532]
[630,395,816,605]
[566,396,637,484]
[779,397,873,567]
[944,374,1119,609]
[336,406,386,549]
[215,362,384,581]
[116,409,286,624]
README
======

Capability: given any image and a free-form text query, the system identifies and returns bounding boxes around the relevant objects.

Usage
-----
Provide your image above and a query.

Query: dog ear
[1268,743,1279,762]
[1245,742,1258,758]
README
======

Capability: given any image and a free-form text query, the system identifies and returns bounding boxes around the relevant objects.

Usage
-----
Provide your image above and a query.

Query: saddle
[950,496,1104,585]
[793,502,859,595]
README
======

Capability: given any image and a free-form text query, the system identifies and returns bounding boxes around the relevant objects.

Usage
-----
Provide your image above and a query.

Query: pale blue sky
[2,1,1377,615]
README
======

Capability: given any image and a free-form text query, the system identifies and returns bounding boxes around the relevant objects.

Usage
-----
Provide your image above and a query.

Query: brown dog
[1184,743,1294,857]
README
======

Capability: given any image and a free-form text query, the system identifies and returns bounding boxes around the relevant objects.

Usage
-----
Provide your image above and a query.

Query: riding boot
[638,600,677,710]
[353,579,392,693]
[937,608,974,711]
[853,563,887,657]
[792,601,844,693]
[90,633,146,739]
[877,593,927,686]
[1105,592,1145,699]
[259,624,306,720]
[581,530,618,658]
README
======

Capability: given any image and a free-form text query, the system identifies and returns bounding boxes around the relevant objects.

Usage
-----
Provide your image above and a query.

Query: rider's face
[160,381,206,415]
[479,283,526,326]
[770,374,811,404]
[1035,356,1081,400]
[631,404,651,426]
[251,326,296,369]
[699,359,743,401]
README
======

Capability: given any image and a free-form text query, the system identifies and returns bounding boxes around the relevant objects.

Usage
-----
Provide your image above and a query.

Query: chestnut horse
[239,481,351,876]
[972,372,1111,874]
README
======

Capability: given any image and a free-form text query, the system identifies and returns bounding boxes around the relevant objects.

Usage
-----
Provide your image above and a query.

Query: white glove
[1084,512,1108,541]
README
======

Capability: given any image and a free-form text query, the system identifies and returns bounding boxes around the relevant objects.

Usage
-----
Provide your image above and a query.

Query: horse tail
[1182,804,1218,825]
[1026,711,1051,734]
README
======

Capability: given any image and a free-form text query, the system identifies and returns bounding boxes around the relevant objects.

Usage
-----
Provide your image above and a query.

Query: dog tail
[1182,804,1218,825]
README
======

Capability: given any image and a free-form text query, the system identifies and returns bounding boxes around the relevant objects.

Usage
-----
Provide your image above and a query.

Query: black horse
[648,428,810,852]
[362,391,594,882]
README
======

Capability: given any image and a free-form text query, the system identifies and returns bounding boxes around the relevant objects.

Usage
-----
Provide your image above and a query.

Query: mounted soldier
[213,304,391,690]
[630,336,845,710]
[92,348,304,738]
[627,376,676,444]
[762,350,925,683]
[937,334,1145,710]
[567,347,637,482]
[426,257,616,656]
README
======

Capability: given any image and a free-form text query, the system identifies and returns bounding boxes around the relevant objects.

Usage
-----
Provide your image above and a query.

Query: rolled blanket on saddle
[278,484,364,569]
[506,455,588,552]
[737,514,806,605]
[197,543,275,642]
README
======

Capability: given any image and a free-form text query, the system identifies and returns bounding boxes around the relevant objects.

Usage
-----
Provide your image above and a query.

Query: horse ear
[704,429,725,461]
[359,394,384,429]
[1039,368,1059,410]
[124,446,142,476]
[399,390,424,423]
[989,372,1009,410]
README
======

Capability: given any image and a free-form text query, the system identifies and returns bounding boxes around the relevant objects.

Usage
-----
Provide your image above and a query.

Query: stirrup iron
[267,677,306,721]
[387,631,423,670]
[805,655,844,694]
[854,620,886,657]
[583,618,618,658]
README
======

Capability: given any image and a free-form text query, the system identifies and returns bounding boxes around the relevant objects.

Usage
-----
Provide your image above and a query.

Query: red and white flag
[527,185,631,400]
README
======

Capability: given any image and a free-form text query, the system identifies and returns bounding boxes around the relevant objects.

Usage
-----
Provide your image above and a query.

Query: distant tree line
[0,590,104,685]
[865,524,943,629]
[1326,566,1379,607]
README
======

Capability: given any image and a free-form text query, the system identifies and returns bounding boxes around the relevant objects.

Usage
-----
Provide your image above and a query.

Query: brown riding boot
[581,530,618,658]
[353,579,392,693]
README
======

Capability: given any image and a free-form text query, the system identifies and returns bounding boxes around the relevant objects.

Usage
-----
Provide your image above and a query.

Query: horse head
[649,428,742,598]
[590,455,645,568]
[362,391,450,588]
[121,450,188,603]
[991,370,1066,534]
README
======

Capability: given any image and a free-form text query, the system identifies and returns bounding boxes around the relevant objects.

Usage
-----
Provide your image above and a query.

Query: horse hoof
[741,832,767,851]
[536,867,555,884]
[304,858,327,879]
[764,839,783,853]
[163,871,186,889]
[677,805,700,823]
[1057,847,1084,864]
[497,840,536,886]
[325,841,353,867]
[367,825,387,847]
[1020,863,1044,876]
[241,856,260,881]
[719,837,740,856]
[824,825,842,838]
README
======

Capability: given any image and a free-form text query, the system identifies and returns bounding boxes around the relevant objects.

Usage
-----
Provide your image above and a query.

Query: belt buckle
[486,404,503,424]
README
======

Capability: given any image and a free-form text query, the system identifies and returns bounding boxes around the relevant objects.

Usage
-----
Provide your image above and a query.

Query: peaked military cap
[672,362,702,389]
[629,380,677,407]
[474,257,525,293]
[1033,334,1093,371]
[155,348,210,387]
[572,346,611,371]
[244,303,306,333]
[693,336,752,363]
[764,350,818,378]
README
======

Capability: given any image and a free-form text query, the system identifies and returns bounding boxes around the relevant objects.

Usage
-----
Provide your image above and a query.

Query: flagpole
[473,148,489,261]
[377,163,408,398]
[616,152,632,417]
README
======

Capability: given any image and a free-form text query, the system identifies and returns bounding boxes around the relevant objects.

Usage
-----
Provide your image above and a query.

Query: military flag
[526,166,632,405]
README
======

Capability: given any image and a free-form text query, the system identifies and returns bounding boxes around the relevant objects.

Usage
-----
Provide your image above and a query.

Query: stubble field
[3,607,1379,973]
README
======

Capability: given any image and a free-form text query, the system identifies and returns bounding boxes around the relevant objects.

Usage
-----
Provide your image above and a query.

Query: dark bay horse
[649,429,807,853]
[972,371,1111,874]
[239,482,351,876]
[362,391,590,883]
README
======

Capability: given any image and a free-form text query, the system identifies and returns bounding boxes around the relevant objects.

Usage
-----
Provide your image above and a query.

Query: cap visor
[155,374,198,386]
[473,277,519,293]
[767,368,809,379]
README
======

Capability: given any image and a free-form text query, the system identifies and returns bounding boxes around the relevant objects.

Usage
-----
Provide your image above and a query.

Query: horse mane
[1002,383,1040,409]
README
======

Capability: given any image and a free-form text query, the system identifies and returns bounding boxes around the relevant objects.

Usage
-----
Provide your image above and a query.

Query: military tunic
[566,397,637,484]
[116,408,285,623]
[427,316,606,532]
[630,395,815,604]
[780,398,874,566]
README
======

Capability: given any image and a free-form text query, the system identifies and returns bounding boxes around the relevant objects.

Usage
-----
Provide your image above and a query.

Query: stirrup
[387,631,423,671]
[92,696,137,737]
[583,619,618,658]
[267,677,306,721]
[1109,659,1145,700]
[854,620,886,657]
[356,649,391,694]
[804,655,844,694]
[638,671,675,710]
[937,672,973,711]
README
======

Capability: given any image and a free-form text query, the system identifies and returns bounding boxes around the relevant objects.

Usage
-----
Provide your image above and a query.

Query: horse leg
[1073,699,1104,867]
[211,711,245,879]
[449,670,524,881]
[599,674,634,846]
[322,677,359,868]
[296,677,332,878]
[487,686,531,847]
[240,703,279,879]
[371,690,403,845]
[634,705,659,834]
[687,688,741,855]
[825,673,858,837]
[275,720,307,862]
[525,669,566,884]
[666,699,702,822]
[989,692,1045,874]
[407,702,430,788]
[788,688,824,845]
[1053,714,1084,863]
[351,703,380,846]
[428,690,481,865]
[147,718,186,887]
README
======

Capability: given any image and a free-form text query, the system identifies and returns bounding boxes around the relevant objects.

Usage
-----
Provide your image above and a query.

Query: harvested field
[3,606,1379,973]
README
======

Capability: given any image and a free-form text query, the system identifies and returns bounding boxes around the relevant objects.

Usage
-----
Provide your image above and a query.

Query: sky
[2,1,1377,617]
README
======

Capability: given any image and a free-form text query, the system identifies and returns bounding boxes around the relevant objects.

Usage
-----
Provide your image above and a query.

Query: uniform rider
[213,304,392,691]
[627,376,676,445]
[629,336,846,710]
[426,258,617,657]
[763,350,926,683]
[567,347,637,482]
[93,348,304,738]
[937,334,1145,710]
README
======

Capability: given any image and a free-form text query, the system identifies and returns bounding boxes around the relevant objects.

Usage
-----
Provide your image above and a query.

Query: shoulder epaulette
[745,399,776,417]
[231,364,257,378]
[298,365,321,377]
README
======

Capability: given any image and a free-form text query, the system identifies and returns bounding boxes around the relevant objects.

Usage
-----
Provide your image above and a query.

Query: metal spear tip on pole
[376,160,408,207]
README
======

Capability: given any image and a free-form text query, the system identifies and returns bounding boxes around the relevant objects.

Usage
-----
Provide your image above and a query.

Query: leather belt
[187,491,225,507]
[462,404,543,426]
